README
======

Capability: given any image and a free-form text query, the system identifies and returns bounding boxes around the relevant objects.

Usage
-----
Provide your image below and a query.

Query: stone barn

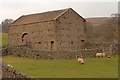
[8,8,86,51]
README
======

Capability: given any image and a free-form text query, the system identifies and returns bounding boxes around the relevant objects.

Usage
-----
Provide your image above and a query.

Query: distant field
[3,56,118,78]
[0,33,8,46]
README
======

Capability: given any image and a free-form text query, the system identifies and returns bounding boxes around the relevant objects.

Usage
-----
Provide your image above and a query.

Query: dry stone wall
[86,42,118,53]
[2,63,31,79]
[2,45,102,59]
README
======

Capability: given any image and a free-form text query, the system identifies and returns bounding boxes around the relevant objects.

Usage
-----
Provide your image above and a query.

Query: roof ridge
[54,8,70,20]
[22,8,70,17]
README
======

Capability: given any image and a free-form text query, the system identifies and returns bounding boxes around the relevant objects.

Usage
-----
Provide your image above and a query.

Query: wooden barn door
[22,33,31,46]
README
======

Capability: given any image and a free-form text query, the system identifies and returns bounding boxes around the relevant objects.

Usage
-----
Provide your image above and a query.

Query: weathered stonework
[3,46,101,59]
[2,63,31,78]
[8,8,86,52]
[2,44,117,59]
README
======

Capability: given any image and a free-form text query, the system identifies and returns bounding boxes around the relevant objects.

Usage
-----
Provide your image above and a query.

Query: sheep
[77,58,84,64]
[96,53,105,58]
[76,54,84,64]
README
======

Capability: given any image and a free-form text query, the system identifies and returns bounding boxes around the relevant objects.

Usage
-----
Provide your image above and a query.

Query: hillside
[85,17,116,43]
[86,17,111,27]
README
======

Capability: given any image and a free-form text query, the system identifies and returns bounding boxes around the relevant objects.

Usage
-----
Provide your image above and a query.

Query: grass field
[0,33,8,46]
[3,56,118,78]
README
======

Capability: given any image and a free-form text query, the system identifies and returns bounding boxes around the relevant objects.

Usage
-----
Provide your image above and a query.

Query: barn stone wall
[55,9,86,51]
[9,8,86,52]
[9,20,57,51]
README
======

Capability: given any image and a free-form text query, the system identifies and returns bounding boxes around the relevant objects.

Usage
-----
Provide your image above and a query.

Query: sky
[0,0,119,22]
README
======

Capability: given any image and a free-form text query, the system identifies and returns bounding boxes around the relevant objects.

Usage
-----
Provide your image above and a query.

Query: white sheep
[96,53,105,58]
[77,58,84,64]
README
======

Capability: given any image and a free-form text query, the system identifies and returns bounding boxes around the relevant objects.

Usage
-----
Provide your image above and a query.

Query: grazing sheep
[77,58,84,64]
[96,53,105,58]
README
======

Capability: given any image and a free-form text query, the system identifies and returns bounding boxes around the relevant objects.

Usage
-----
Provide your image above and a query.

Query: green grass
[3,56,118,78]
[0,33,8,46]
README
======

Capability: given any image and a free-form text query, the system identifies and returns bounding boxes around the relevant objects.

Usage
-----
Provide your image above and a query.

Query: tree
[2,19,14,33]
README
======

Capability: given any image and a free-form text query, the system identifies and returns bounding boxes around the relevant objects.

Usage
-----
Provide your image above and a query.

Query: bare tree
[2,19,14,33]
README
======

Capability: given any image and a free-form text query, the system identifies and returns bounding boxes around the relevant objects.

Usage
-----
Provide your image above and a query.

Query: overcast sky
[0,0,119,22]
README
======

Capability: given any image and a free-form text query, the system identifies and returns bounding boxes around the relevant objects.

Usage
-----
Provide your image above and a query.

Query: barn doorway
[51,41,54,50]
[81,40,85,49]
[22,33,31,46]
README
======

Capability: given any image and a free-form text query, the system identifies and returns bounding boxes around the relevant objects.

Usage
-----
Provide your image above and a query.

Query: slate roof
[11,8,85,26]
